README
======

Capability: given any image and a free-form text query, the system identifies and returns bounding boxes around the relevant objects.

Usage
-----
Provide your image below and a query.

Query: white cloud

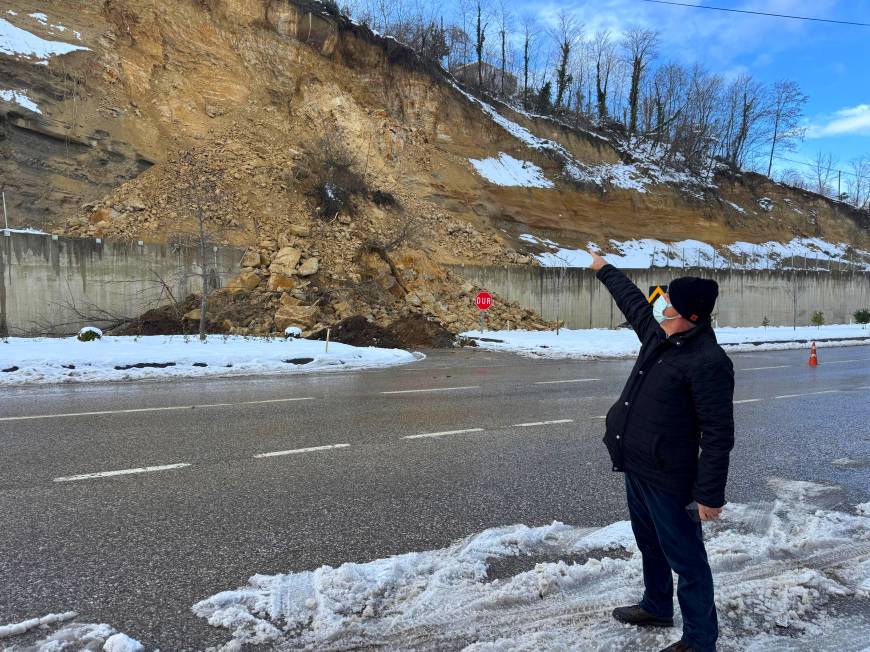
[530,0,838,69]
[807,104,870,138]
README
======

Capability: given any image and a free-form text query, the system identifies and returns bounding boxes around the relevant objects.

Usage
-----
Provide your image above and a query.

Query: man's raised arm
[589,249,660,342]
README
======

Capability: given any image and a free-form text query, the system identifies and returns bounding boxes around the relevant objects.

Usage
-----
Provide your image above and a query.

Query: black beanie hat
[668,276,719,324]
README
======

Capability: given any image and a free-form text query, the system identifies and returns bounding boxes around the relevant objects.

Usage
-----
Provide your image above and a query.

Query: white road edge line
[820,359,862,365]
[739,365,790,371]
[512,419,575,428]
[404,428,485,440]
[254,443,351,458]
[0,397,316,422]
[534,379,599,385]
[733,398,763,404]
[775,390,841,399]
[54,463,190,483]
[381,386,480,395]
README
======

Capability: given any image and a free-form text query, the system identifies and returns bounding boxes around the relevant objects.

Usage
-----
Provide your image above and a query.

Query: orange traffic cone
[808,341,818,367]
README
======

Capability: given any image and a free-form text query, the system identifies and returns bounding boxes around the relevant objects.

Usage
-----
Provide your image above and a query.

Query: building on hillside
[453,62,517,97]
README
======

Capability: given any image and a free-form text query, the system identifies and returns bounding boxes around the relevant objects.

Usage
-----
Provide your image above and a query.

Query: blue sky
[509,0,870,176]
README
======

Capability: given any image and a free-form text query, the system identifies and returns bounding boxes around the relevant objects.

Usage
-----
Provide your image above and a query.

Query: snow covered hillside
[521,234,870,272]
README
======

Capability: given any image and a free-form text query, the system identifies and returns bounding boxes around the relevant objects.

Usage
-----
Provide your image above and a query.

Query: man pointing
[589,249,734,652]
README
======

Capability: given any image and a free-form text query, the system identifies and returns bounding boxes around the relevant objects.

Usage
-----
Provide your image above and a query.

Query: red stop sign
[475,291,493,310]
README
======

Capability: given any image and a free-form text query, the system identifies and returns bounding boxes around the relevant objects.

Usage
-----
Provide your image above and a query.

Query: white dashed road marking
[254,444,350,458]
[512,419,575,428]
[534,379,599,385]
[54,463,190,483]
[734,398,763,404]
[775,390,841,399]
[404,428,485,440]
[739,366,790,371]
[0,397,316,422]
[381,386,480,395]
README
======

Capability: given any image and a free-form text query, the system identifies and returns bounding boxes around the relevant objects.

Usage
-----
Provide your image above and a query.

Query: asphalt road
[1,345,869,649]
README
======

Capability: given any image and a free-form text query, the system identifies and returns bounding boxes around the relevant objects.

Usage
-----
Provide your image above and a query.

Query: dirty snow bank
[189,478,869,651]
[469,153,554,188]
[0,335,419,385]
[4,480,866,650]
[461,325,870,359]
[0,17,88,63]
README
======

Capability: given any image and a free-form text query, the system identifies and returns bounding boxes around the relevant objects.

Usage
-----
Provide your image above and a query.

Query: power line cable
[772,154,859,178]
[639,0,870,27]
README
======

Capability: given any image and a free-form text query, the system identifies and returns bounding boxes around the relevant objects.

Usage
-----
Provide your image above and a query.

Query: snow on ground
[462,325,870,360]
[0,620,140,651]
[0,17,88,63]
[0,89,41,113]
[185,478,868,650]
[0,335,419,385]
[522,234,870,271]
[1,227,47,234]
[469,153,554,188]
[2,480,867,650]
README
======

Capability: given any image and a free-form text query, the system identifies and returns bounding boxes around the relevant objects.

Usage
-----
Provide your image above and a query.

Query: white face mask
[653,296,679,324]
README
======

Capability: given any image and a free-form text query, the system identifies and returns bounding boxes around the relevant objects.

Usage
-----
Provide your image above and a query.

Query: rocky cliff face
[1,0,867,337]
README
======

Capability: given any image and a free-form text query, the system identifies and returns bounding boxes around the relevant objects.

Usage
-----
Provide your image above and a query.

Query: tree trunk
[197,212,209,342]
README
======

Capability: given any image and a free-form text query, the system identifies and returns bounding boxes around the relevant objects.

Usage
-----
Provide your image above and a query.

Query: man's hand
[697,504,723,521]
[588,248,609,272]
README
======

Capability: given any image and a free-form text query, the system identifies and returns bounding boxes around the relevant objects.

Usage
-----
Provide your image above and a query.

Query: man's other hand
[588,248,608,271]
[698,504,723,521]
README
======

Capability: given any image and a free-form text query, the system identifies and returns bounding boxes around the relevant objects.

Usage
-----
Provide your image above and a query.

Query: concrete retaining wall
[0,231,244,336]
[449,264,870,329]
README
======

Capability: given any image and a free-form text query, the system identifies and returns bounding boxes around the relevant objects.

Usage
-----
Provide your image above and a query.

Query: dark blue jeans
[625,473,718,652]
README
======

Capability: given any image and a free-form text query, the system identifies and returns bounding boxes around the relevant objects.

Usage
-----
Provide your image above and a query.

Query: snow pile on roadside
[0,17,88,63]
[0,616,142,651]
[0,89,41,113]
[521,234,870,271]
[0,335,418,385]
[191,478,870,651]
[469,153,554,188]
[0,612,77,639]
[461,324,870,359]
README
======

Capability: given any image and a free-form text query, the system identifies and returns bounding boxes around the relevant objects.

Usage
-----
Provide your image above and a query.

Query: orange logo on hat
[690,314,699,321]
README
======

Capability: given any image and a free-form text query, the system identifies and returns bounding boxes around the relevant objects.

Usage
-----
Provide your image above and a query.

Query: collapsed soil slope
[1,0,867,337]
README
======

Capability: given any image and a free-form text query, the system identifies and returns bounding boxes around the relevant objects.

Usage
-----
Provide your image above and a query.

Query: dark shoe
[659,641,697,652]
[611,604,674,627]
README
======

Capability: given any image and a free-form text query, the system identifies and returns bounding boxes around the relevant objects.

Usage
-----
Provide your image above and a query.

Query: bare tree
[812,151,837,197]
[475,1,488,90]
[593,30,616,121]
[520,17,537,109]
[174,151,228,341]
[496,1,512,97]
[623,28,658,138]
[720,73,766,168]
[765,79,807,177]
[553,11,580,112]
[848,156,870,210]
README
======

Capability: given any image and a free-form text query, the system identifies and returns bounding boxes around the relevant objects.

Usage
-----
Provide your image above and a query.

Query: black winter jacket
[596,265,735,508]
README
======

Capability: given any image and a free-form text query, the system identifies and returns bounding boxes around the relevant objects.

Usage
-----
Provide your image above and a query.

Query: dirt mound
[388,315,456,348]
[310,316,403,348]
[310,314,460,349]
